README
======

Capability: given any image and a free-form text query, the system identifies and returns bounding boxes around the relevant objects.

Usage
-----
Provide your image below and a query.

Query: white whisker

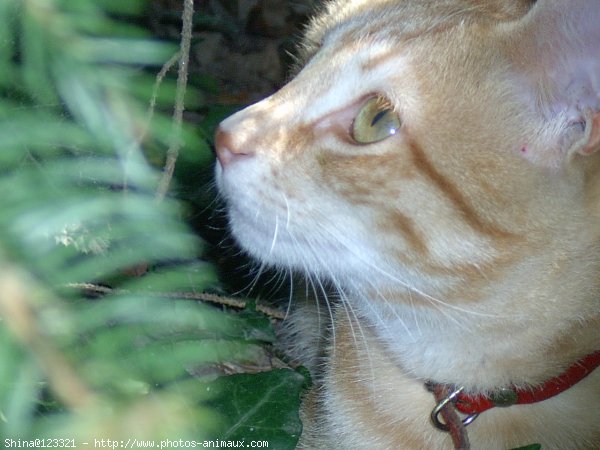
[318,226,500,319]
[268,214,279,257]
[301,234,378,389]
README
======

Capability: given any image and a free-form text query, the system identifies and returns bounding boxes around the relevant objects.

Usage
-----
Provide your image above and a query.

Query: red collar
[439,350,600,416]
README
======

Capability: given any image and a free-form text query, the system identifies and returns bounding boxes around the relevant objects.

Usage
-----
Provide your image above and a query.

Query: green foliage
[0,0,305,446]
[209,370,305,448]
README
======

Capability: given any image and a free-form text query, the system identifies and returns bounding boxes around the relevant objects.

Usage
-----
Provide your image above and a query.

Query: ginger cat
[214,0,600,448]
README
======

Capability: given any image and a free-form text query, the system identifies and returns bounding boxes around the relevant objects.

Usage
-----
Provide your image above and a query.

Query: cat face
[215,0,600,299]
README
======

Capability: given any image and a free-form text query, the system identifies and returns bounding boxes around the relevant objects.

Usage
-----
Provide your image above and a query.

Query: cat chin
[228,216,342,277]
[226,208,382,284]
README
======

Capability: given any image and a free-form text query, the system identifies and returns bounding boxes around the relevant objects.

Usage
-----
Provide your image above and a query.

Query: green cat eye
[351,96,401,144]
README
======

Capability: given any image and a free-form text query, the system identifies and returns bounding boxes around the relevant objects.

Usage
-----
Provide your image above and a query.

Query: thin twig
[67,283,286,320]
[125,51,180,193]
[156,0,195,201]
[141,51,181,145]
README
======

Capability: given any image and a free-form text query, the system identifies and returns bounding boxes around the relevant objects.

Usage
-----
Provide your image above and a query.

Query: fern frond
[0,0,246,441]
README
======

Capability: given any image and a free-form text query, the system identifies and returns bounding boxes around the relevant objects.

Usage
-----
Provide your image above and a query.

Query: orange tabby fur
[215,0,600,448]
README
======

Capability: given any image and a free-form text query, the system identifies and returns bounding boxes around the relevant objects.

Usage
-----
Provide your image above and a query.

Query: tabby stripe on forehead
[409,141,513,239]
[361,47,405,71]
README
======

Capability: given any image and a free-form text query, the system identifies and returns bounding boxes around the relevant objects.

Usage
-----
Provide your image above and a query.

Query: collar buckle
[428,384,479,432]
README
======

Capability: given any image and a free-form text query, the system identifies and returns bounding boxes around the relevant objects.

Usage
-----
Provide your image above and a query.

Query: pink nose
[214,125,254,166]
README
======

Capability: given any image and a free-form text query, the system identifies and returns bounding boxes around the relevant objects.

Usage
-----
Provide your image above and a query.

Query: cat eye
[351,96,401,144]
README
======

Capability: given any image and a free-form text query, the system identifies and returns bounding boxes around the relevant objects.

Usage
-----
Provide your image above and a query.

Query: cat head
[215,0,600,296]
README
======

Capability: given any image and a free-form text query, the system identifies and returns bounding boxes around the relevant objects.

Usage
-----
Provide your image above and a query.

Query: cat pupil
[371,109,391,127]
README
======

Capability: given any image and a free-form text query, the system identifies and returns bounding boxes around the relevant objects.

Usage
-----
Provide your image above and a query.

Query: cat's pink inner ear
[580,113,600,156]
[499,0,600,166]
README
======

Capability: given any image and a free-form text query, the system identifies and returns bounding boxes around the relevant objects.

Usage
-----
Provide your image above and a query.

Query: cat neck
[348,246,600,392]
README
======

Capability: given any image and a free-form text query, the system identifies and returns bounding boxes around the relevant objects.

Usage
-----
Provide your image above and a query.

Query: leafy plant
[209,369,305,447]
[0,0,304,447]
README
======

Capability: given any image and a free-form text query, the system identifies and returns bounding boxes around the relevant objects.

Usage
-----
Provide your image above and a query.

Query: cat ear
[501,0,600,163]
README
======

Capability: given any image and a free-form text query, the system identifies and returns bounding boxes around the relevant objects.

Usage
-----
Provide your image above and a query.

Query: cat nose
[214,125,254,166]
